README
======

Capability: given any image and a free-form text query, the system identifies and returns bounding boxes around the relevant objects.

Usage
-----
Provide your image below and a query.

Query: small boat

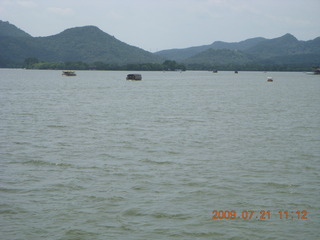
[126,74,142,81]
[313,68,320,75]
[234,71,238,74]
[62,70,76,76]
[306,67,320,75]
[267,77,273,82]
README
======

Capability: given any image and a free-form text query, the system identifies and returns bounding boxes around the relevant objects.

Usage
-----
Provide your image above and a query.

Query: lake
[1,69,319,239]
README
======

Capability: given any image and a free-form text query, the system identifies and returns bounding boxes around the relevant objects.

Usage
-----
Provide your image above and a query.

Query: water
[1,69,319,239]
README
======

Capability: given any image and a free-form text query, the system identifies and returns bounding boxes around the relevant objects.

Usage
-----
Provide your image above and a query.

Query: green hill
[0,21,162,66]
[185,49,253,65]
[156,33,320,70]
[0,21,39,66]
[0,21,31,37]
[35,26,162,64]
[245,34,306,58]
[155,37,266,61]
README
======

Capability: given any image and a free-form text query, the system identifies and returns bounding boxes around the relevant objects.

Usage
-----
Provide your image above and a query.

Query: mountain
[156,33,320,69]
[0,21,31,37]
[1,20,319,70]
[245,34,301,58]
[0,21,162,65]
[0,21,38,66]
[184,49,254,66]
[155,37,267,61]
[244,34,320,67]
[34,26,162,63]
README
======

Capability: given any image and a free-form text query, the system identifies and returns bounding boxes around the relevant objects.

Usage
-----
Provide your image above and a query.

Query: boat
[126,74,142,81]
[306,67,320,75]
[62,70,76,76]
[313,67,320,75]
[267,77,273,82]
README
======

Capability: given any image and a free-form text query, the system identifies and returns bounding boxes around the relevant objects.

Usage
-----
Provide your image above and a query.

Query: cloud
[17,0,37,8]
[47,7,74,16]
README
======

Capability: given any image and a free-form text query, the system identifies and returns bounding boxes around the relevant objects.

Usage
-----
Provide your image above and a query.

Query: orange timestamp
[211,210,308,220]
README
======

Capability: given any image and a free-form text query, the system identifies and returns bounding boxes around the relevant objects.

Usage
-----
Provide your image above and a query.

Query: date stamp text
[211,210,308,220]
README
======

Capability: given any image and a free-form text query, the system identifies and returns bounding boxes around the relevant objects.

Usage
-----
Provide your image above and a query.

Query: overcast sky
[1,0,320,51]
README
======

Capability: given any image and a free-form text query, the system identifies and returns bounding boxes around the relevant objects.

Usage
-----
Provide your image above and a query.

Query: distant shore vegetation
[0,57,316,72]
[21,58,187,71]
[26,59,318,72]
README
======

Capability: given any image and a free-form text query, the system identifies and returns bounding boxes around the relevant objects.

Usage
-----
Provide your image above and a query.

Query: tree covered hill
[34,26,163,64]
[184,49,254,66]
[156,33,320,70]
[155,37,267,61]
[0,21,163,66]
[245,34,320,59]
[0,21,31,37]
[0,21,46,67]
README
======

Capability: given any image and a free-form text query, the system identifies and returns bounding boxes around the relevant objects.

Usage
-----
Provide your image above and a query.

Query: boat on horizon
[313,67,320,75]
[62,70,76,76]
[126,74,142,81]
[306,67,320,75]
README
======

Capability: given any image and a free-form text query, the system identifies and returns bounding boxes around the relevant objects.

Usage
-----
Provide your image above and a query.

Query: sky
[1,0,320,52]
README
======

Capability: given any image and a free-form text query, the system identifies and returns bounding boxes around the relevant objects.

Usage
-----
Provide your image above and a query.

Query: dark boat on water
[62,70,76,76]
[267,77,273,82]
[306,67,320,75]
[126,74,142,81]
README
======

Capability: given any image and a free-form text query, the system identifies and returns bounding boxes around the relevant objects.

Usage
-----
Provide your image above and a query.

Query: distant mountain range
[1,20,319,70]
[155,37,267,61]
[155,34,320,69]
